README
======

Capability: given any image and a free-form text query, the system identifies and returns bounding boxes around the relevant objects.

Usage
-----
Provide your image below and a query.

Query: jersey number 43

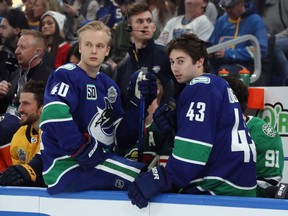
[231,108,256,163]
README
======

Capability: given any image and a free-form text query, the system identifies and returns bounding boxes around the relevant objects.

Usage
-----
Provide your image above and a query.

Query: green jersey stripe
[173,138,212,163]
[104,158,142,173]
[172,153,206,165]
[96,160,141,181]
[175,136,213,147]
[43,156,141,186]
[189,177,256,197]
[40,102,72,127]
[43,157,78,186]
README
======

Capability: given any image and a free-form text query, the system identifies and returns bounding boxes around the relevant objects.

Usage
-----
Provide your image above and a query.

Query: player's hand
[214,49,225,58]
[127,70,157,108]
[128,166,171,209]
[153,103,176,134]
[72,133,107,170]
[63,3,79,17]
[0,80,11,98]
[0,165,34,186]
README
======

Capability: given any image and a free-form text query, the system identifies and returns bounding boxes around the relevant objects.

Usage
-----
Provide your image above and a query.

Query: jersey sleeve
[166,77,221,187]
[39,65,86,155]
[28,153,45,187]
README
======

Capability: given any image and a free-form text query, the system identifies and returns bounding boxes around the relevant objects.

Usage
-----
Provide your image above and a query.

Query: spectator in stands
[0,0,9,17]
[96,0,122,30]
[177,0,219,24]
[115,2,181,106]
[40,11,70,69]
[0,9,29,113]
[65,41,80,64]
[33,0,63,28]
[146,0,176,33]
[0,80,46,187]
[63,0,99,42]
[254,0,288,86]
[223,75,284,197]
[208,0,267,79]
[107,0,160,72]
[127,33,257,209]
[106,0,135,69]
[0,30,53,115]
[39,20,157,195]
[24,0,40,30]
[157,0,214,46]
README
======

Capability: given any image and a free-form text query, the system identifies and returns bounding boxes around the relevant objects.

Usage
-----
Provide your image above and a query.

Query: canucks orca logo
[88,98,122,146]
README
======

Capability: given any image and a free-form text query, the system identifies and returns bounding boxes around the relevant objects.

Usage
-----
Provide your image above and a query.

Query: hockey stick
[137,67,148,162]
[147,155,160,170]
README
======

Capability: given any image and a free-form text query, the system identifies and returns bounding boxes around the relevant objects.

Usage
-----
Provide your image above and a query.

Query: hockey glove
[153,103,176,134]
[0,164,36,186]
[128,166,171,209]
[127,70,157,108]
[72,133,107,170]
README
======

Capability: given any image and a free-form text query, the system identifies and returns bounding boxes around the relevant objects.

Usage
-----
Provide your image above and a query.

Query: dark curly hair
[22,80,45,108]
[222,76,249,113]
[166,33,210,73]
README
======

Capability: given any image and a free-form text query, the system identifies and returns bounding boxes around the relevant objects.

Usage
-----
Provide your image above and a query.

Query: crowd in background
[0,0,287,87]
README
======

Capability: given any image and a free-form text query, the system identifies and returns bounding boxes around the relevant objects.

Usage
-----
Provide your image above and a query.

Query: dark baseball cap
[219,0,243,8]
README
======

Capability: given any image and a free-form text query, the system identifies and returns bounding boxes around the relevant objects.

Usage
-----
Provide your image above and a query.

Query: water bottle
[238,68,250,86]
[218,68,230,77]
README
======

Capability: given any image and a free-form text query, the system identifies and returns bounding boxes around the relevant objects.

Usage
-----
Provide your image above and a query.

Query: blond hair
[77,21,112,46]
[21,29,48,55]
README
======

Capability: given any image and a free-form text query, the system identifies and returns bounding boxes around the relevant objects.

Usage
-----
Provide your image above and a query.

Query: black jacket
[0,61,53,114]
[115,39,182,105]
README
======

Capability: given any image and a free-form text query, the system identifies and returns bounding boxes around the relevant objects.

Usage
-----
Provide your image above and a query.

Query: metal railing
[207,34,261,83]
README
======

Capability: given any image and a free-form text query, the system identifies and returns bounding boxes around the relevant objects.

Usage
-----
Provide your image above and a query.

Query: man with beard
[0,80,45,187]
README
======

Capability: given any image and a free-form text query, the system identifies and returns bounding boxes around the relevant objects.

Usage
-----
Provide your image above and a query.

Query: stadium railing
[207,34,261,84]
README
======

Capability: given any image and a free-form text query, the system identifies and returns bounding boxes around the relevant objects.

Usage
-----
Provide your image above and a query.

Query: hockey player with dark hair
[223,75,284,197]
[128,33,257,209]
[39,20,157,195]
[0,80,45,186]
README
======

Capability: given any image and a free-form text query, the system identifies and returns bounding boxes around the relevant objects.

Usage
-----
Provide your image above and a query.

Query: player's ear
[151,21,156,33]
[78,44,82,54]
[196,57,204,67]
[38,105,44,116]
[105,46,110,57]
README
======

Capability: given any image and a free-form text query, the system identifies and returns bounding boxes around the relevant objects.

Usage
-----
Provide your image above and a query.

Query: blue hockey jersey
[165,74,257,196]
[39,64,144,194]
